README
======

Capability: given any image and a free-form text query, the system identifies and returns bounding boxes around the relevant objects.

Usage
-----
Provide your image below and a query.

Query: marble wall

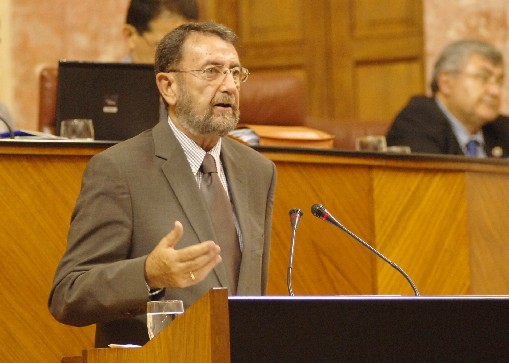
[1,0,129,130]
[2,1,509,130]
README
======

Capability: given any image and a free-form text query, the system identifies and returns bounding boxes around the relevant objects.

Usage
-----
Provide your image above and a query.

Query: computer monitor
[56,61,160,141]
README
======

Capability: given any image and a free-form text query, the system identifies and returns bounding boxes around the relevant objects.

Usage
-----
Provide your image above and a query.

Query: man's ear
[437,72,455,96]
[156,72,178,106]
[123,24,137,50]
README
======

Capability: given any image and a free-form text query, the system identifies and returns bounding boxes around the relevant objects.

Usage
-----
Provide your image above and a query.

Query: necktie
[466,139,480,157]
[200,154,241,295]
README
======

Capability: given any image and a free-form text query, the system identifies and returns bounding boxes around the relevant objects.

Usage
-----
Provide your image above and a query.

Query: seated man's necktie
[466,139,480,157]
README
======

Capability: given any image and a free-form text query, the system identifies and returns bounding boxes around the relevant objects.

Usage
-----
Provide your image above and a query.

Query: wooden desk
[264,147,509,297]
[1,140,509,361]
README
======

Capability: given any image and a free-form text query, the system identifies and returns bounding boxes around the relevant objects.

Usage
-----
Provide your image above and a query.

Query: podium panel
[229,295,509,361]
[66,289,509,362]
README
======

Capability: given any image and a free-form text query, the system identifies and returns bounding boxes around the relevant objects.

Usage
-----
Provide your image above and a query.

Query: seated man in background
[49,21,277,348]
[122,0,200,122]
[122,0,199,63]
[386,39,509,157]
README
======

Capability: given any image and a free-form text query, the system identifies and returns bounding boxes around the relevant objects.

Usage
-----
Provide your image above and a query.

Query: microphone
[288,208,303,296]
[311,204,420,296]
[0,115,14,139]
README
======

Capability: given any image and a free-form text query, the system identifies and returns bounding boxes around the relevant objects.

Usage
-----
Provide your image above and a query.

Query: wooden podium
[65,288,509,362]
[66,288,230,363]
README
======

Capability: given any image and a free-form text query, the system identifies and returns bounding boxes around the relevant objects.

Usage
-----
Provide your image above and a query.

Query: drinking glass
[355,135,387,152]
[60,119,95,140]
[147,300,184,340]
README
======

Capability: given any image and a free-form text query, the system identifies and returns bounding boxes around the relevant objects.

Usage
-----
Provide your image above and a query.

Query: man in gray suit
[49,22,277,348]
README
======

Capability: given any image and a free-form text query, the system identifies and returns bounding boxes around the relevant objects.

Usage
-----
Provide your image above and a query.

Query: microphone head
[289,208,303,229]
[311,204,326,218]
[289,208,303,217]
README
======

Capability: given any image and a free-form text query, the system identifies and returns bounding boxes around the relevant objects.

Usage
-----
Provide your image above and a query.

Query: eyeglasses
[166,65,250,85]
[457,70,504,87]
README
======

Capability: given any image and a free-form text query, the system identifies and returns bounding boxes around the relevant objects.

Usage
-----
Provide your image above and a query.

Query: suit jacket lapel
[152,121,228,287]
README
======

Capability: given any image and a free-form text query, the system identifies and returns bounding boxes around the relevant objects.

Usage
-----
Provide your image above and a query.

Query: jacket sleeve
[48,152,149,327]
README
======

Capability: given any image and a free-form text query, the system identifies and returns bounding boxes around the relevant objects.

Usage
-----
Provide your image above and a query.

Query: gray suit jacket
[48,120,277,347]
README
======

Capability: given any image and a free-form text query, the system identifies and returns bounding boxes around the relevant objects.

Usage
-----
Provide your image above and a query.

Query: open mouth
[214,102,233,109]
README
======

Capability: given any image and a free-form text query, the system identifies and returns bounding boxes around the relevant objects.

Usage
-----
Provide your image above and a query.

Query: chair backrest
[38,66,389,150]
[38,68,308,135]
[239,71,306,126]
[38,66,58,134]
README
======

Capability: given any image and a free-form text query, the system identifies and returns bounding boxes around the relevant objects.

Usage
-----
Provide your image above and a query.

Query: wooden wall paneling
[303,0,334,125]
[239,0,303,43]
[352,0,424,123]
[352,0,423,37]
[235,0,306,69]
[236,0,333,134]
[466,172,509,295]
[355,60,423,121]
[328,0,356,122]
[328,0,425,125]
[211,0,333,132]
[0,153,95,362]
[266,160,375,296]
[373,168,471,295]
[199,0,238,46]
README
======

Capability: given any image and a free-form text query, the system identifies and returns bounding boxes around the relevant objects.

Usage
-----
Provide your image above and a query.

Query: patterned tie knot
[201,154,217,174]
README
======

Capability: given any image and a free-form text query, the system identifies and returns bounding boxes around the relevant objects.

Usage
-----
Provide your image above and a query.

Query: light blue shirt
[435,98,486,157]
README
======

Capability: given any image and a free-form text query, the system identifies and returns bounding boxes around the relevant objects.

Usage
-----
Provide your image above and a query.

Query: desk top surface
[1,139,509,173]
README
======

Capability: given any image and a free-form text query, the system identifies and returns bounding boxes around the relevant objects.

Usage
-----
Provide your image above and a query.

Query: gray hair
[154,21,238,74]
[430,39,504,94]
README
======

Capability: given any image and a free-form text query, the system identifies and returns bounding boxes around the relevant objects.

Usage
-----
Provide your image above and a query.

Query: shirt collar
[167,117,222,174]
[435,98,485,155]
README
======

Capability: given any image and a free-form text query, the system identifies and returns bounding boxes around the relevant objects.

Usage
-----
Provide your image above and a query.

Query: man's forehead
[465,53,504,74]
[181,32,239,64]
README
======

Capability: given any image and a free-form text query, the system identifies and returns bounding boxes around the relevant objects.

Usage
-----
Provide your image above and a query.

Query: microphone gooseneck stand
[311,203,420,296]
[287,208,303,296]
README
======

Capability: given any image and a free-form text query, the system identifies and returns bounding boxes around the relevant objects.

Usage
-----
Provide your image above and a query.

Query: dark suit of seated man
[387,39,509,158]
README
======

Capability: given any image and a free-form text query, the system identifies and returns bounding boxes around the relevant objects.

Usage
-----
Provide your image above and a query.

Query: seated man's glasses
[166,65,250,85]
[456,70,504,87]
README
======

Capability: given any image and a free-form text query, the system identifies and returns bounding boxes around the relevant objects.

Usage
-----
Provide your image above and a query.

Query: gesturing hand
[144,221,222,288]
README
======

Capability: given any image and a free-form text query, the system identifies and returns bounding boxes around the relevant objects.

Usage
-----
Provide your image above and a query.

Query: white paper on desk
[108,344,141,348]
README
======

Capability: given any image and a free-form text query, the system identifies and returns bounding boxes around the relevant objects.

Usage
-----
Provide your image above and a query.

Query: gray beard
[174,90,240,137]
